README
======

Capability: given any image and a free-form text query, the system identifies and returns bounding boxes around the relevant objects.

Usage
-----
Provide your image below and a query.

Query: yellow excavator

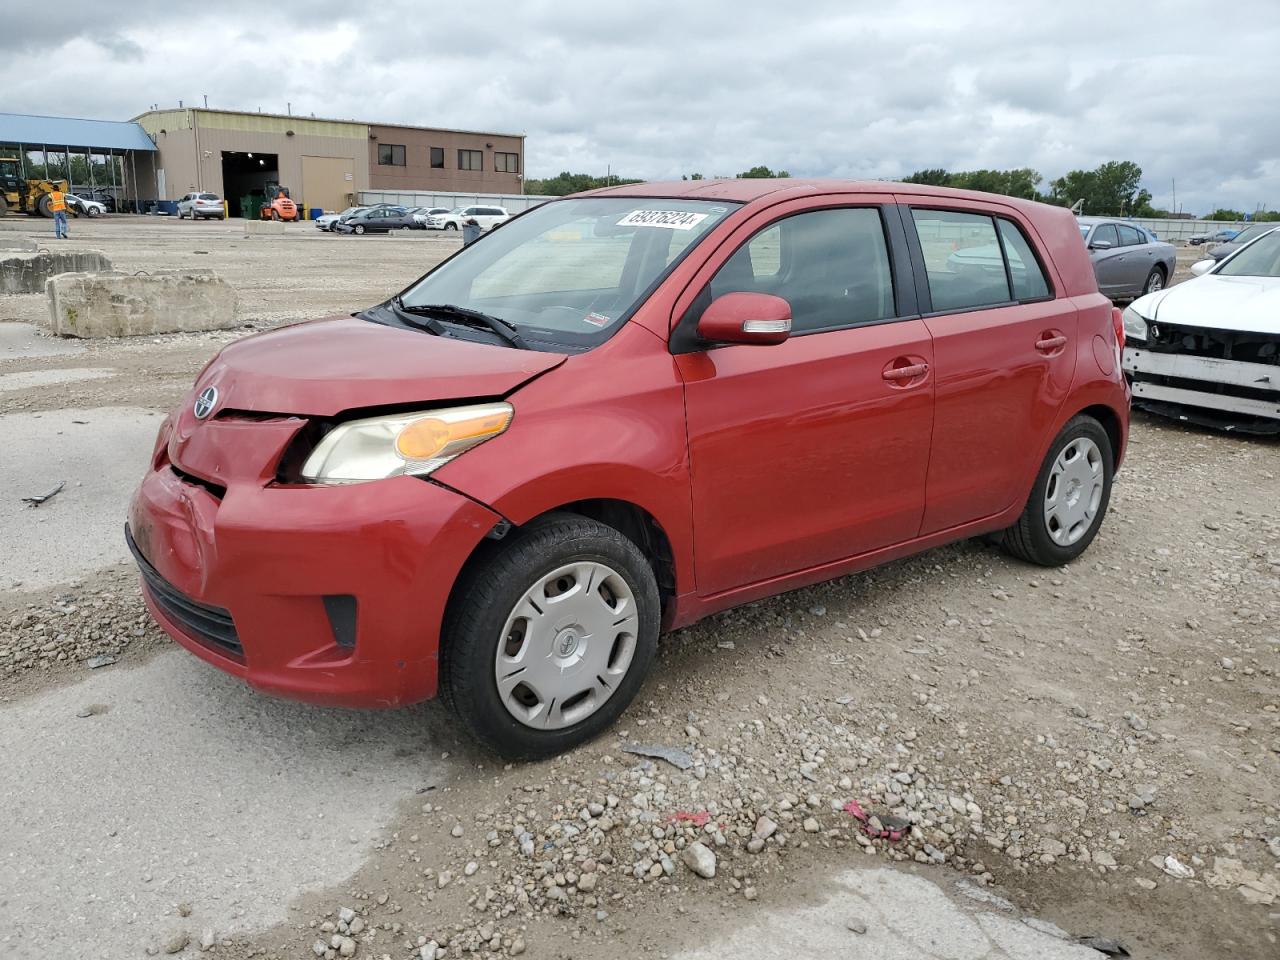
[0,156,69,217]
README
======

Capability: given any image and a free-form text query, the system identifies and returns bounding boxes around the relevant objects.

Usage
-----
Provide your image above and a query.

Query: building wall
[368,125,523,195]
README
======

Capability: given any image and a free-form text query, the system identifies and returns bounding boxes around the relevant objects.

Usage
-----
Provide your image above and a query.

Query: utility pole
[1171,178,1175,217]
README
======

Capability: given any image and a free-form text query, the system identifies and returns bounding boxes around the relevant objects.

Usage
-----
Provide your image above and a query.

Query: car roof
[578,177,1056,212]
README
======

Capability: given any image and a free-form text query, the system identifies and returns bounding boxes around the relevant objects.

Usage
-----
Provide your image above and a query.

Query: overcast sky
[5,1,1277,213]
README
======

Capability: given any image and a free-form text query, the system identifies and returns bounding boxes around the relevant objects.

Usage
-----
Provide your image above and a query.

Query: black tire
[37,194,53,218]
[353,224,364,235]
[270,210,281,222]
[1142,266,1166,295]
[87,206,101,218]
[445,221,458,231]
[0,195,7,217]
[1000,415,1114,566]
[440,513,661,759]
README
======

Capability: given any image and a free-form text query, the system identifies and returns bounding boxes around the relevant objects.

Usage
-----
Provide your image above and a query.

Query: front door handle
[1036,335,1067,352]
[882,362,929,382]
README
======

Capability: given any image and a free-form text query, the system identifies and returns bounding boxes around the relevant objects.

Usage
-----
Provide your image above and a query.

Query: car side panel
[431,324,697,605]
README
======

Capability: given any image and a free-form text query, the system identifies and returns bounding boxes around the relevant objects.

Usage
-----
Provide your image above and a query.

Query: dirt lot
[0,216,1276,959]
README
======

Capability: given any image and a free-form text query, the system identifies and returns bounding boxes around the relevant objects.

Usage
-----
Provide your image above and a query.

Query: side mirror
[1190,259,1215,277]
[1090,239,1113,250]
[697,292,792,346]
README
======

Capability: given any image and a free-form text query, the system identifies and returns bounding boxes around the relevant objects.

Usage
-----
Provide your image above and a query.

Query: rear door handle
[882,362,929,382]
[1036,335,1067,352]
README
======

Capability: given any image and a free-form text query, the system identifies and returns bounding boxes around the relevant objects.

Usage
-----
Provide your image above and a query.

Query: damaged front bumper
[1123,327,1280,434]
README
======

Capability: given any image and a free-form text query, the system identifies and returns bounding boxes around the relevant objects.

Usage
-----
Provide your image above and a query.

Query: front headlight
[300,402,513,483]
[1121,305,1149,343]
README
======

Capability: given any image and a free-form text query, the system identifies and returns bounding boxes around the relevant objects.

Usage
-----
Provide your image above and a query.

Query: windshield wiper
[376,296,449,337]
[399,302,529,349]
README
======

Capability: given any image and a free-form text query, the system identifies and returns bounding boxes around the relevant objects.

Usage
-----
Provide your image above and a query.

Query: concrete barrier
[45,269,239,338]
[244,220,286,236]
[0,237,37,252]
[0,250,112,295]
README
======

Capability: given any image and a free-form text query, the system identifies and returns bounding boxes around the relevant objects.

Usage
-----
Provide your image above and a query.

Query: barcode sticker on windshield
[617,210,709,231]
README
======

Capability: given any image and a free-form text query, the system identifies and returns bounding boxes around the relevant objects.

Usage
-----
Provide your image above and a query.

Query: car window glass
[1117,225,1144,246]
[911,209,1011,311]
[710,207,895,333]
[997,220,1051,300]
[1092,223,1119,247]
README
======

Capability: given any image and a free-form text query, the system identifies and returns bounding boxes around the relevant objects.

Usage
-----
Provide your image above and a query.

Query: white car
[177,192,225,220]
[426,205,511,232]
[316,206,366,231]
[413,206,451,228]
[66,194,107,218]
[1121,226,1280,434]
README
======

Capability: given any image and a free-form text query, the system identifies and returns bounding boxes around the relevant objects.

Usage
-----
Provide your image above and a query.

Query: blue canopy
[0,113,156,151]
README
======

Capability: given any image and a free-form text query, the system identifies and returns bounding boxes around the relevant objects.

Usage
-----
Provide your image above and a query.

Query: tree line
[525,161,1277,220]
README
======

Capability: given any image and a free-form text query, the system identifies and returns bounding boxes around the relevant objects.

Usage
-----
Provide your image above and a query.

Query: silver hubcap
[1044,437,1104,546]
[494,561,639,730]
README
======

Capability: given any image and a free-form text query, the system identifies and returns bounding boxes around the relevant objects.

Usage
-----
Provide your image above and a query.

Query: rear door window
[911,209,1011,311]
[1116,224,1144,246]
[709,207,895,333]
[996,220,1051,301]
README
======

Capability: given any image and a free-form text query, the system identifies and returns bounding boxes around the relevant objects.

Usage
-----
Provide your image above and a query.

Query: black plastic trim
[323,595,358,649]
[125,524,241,658]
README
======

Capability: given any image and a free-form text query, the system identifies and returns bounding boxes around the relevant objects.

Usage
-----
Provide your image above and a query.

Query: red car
[128,179,1129,758]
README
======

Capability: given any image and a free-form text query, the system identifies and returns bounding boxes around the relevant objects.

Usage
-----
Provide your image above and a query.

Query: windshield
[1217,230,1280,277]
[1229,224,1268,244]
[397,197,739,348]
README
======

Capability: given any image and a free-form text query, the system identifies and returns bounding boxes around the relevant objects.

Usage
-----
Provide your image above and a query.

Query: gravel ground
[0,218,1275,959]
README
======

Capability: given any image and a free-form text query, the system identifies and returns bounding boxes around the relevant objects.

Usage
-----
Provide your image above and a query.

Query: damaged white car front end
[1122,228,1280,434]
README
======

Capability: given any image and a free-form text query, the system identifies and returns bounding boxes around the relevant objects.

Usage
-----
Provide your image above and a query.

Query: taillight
[1111,306,1124,350]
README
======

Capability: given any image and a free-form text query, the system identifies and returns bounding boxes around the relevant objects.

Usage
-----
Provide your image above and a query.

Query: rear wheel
[1000,415,1113,566]
[0,195,8,216]
[37,194,53,218]
[441,514,660,759]
[87,206,101,218]
[1143,266,1165,295]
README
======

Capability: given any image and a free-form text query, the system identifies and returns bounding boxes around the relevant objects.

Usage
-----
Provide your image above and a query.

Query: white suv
[177,193,225,220]
[426,205,510,231]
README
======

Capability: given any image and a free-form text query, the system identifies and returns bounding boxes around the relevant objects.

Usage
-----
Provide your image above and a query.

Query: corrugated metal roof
[0,113,156,151]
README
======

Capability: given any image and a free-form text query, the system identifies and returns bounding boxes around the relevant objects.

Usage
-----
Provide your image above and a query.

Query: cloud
[2,0,1278,214]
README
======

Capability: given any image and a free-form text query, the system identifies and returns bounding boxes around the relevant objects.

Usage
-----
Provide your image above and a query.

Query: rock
[681,842,717,879]
[808,604,827,617]
[312,940,327,957]
[1162,855,1195,880]
[754,816,778,840]
[437,870,452,888]
[338,907,356,924]
[578,872,597,892]
[802,817,820,833]
[450,824,464,837]
[338,937,356,957]
[177,902,193,918]
[847,919,867,934]
[46,269,238,337]
[464,861,478,876]
[1134,878,1157,891]
[1040,838,1068,859]
[747,837,765,854]
[86,654,117,669]
[511,937,526,956]
[1221,657,1234,670]
[165,933,190,954]
[199,929,215,951]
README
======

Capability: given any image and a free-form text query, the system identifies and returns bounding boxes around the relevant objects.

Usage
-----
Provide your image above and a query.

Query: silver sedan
[1077,217,1177,299]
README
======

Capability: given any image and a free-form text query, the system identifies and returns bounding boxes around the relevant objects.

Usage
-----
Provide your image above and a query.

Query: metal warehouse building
[132,107,525,216]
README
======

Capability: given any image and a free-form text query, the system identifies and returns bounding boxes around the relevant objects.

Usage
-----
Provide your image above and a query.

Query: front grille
[1145,322,1279,365]
[125,525,242,658]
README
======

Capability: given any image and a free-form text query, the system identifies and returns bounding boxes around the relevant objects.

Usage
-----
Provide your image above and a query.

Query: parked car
[413,206,451,227]
[73,187,118,213]
[335,206,418,234]
[427,205,510,231]
[1207,222,1272,260]
[177,192,225,220]
[316,206,367,231]
[1122,225,1279,434]
[1076,217,1177,299]
[126,181,1128,758]
[66,194,107,218]
[1189,228,1238,246]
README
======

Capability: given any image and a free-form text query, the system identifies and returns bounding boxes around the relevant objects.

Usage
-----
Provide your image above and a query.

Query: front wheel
[441,514,660,759]
[1000,415,1114,566]
[87,206,101,218]
[353,224,365,235]
[444,221,458,231]
[270,210,281,221]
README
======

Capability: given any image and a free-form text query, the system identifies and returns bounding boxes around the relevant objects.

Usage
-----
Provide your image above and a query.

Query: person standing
[49,188,68,239]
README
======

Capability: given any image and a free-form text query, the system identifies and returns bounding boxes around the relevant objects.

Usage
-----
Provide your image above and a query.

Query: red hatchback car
[128,179,1129,757]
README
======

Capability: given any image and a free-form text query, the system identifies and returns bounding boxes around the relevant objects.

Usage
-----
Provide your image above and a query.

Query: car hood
[190,316,566,417]
[1131,275,1280,335]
